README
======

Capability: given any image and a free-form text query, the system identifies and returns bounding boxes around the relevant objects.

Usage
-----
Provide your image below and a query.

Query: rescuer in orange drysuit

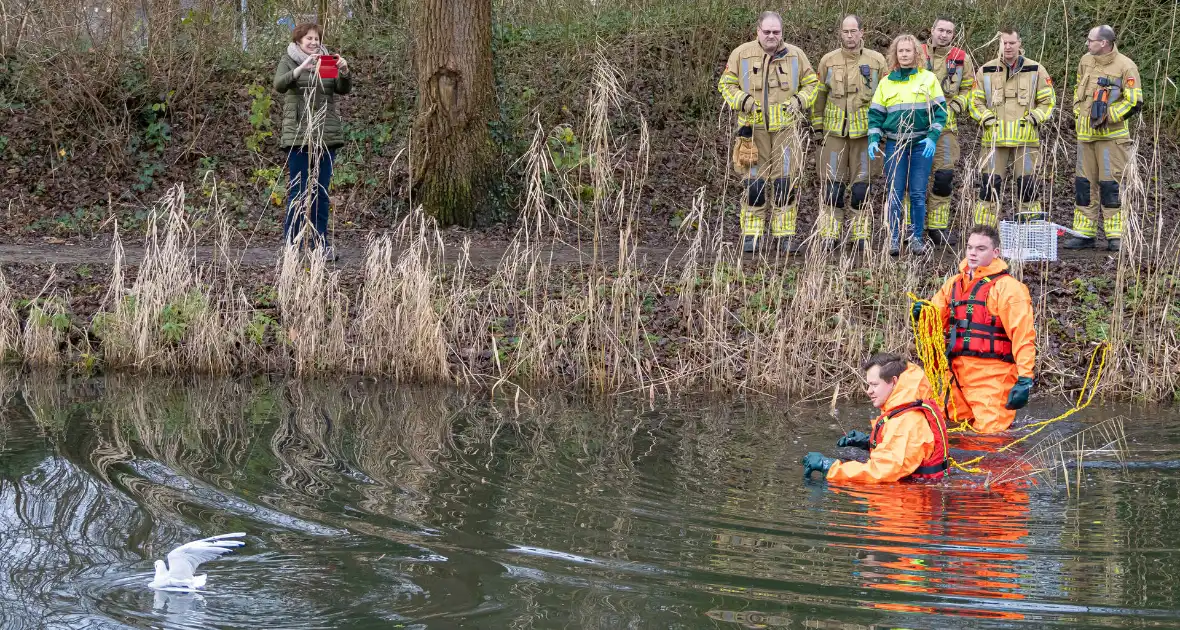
[924,224,1036,434]
[802,353,949,483]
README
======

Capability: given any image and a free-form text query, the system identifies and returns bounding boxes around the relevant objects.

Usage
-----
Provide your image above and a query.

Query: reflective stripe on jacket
[719,41,820,132]
[812,47,888,138]
[924,45,976,133]
[969,56,1056,147]
[866,68,948,145]
[1073,47,1143,141]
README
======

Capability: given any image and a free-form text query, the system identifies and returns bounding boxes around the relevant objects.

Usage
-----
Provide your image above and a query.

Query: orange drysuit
[827,363,944,483]
[930,258,1036,434]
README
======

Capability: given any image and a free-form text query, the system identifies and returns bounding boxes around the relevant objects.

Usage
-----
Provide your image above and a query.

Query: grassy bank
[2,0,1179,237]
[0,1,1178,403]
[0,173,1175,403]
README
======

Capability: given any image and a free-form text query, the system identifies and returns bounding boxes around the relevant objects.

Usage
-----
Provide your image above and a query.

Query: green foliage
[144,101,172,154]
[246,312,277,345]
[73,351,101,375]
[159,292,208,345]
[1070,277,1111,342]
[545,124,595,202]
[246,84,274,153]
[25,297,72,332]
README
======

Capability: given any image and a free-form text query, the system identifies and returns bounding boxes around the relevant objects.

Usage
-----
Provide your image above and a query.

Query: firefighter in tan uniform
[968,28,1056,226]
[811,15,888,251]
[1065,25,1142,252]
[920,18,976,246]
[719,11,820,254]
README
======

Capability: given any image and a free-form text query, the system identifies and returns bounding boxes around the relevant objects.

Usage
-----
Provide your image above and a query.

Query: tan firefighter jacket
[810,46,888,138]
[922,44,976,133]
[1073,46,1142,142]
[719,41,819,132]
[969,56,1056,147]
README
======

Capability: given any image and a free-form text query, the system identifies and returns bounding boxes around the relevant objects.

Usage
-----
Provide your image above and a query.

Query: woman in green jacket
[273,23,352,259]
[867,34,947,256]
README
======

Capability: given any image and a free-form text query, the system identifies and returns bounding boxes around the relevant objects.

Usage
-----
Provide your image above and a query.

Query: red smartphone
[318,55,339,79]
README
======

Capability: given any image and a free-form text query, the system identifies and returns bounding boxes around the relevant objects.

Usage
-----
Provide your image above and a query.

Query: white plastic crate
[999,219,1057,262]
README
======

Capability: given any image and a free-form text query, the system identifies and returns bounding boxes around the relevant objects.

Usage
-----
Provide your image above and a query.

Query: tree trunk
[410,0,497,227]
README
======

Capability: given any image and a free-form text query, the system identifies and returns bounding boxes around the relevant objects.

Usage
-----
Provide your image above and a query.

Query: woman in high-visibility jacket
[802,353,949,483]
[866,34,948,256]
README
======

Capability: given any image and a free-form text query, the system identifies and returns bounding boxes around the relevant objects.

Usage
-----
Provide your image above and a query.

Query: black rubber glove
[836,430,871,449]
[911,302,925,323]
[801,452,835,479]
[1005,376,1034,410]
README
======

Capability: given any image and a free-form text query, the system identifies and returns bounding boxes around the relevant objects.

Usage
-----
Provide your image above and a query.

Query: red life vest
[870,399,950,481]
[946,271,1015,362]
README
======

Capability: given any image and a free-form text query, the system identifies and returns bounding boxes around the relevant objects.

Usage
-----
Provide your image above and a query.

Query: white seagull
[148,532,246,591]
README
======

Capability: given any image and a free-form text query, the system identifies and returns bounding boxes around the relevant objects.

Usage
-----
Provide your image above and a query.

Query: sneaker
[1063,236,1096,250]
[908,238,927,255]
[742,236,758,253]
[1107,238,1121,252]
[323,245,339,261]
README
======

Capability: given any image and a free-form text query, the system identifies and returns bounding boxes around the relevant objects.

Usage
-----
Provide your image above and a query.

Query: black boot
[777,237,803,254]
[742,235,758,253]
[1107,238,1121,252]
[927,229,957,246]
[1063,236,1096,249]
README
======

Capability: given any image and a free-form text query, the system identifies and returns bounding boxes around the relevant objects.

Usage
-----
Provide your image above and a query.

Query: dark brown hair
[862,353,907,381]
[968,224,1002,249]
[292,23,322,44]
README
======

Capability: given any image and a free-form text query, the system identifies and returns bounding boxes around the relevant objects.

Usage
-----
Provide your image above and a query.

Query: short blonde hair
[887,33,927,70]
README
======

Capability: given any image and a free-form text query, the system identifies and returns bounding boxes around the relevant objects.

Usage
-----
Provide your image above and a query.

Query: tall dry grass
[94,185,244,373]
[0,2,1177,404]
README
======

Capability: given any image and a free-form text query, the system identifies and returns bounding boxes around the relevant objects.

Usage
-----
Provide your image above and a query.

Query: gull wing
[164,533,246,581]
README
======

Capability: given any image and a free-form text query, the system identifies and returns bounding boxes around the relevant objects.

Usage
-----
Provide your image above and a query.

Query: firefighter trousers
[973,145,1044,226]
[816,135,873,241]
[1073,139,1130,239]
[737,127,805,238]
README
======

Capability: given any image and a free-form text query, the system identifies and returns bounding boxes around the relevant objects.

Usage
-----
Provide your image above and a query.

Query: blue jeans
[284,147,336,245]
[884,140,934,244]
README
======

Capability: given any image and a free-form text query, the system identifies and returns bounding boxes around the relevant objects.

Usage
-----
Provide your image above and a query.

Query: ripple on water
[2,380,1180,629]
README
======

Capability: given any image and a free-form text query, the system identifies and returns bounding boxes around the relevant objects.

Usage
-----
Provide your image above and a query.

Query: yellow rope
[948,342,1110,473]
[906,293,963,429]
[905,294,1110,476]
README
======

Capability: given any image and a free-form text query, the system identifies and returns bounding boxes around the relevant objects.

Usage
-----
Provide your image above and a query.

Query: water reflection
[838,485,1030,619]
[0,374,1175,628]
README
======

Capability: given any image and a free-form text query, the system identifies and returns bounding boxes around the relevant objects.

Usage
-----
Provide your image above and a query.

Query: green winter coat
[273,54,352,149]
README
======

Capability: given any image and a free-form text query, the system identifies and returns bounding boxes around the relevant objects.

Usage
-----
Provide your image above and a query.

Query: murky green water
[1,374,1177,629]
